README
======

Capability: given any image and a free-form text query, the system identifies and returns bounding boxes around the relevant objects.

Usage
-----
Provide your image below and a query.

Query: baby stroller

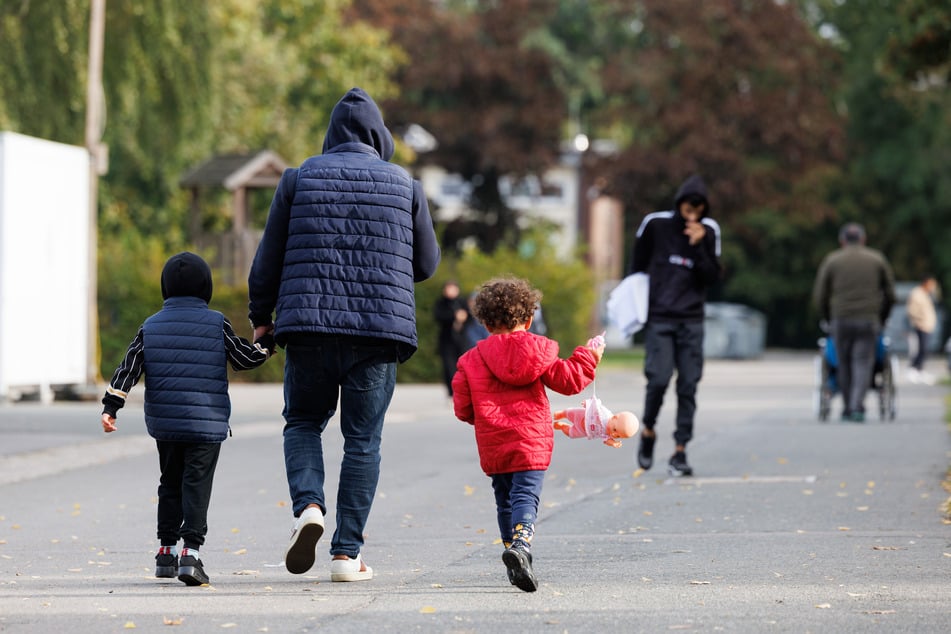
[814,333,897,422]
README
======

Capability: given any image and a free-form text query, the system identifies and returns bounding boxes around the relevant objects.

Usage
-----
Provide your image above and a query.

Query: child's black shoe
[155,552,178,578]
[502,542,537,593]
[178,554,209,586]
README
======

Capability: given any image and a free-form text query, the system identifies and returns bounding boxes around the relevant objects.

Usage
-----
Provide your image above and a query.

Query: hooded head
[674,174,711,217]
[321,87,395,161]
[161,252,213,303]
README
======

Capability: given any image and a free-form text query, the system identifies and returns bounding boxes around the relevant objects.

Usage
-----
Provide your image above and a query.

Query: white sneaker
[330,553,373,582]
[918,370,936,386]
[907,368,921,384]
[284,506,324,574]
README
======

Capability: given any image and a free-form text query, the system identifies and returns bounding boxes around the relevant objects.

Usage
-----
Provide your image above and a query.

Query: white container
[0,131,90,401]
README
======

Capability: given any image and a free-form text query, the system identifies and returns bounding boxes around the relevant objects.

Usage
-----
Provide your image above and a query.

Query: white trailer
[0,131,90,402]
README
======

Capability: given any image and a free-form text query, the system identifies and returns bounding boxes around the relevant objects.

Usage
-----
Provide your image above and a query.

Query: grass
[600,347,644,370]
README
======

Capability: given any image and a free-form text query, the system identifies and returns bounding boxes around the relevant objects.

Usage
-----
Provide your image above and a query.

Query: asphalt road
[1,352,949,633]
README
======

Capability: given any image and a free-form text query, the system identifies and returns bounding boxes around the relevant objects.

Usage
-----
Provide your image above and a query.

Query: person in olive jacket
[812,223,895,421]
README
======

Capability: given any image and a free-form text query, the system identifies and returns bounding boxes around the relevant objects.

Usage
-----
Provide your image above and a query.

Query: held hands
[102,413,117,433]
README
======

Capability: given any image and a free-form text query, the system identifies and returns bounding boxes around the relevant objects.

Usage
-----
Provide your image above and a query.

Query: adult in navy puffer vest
[248,87,440,580]
[101,252,274,586]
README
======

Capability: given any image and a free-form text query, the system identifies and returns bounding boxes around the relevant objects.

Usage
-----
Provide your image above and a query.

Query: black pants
[911,329,928,371]
[642,320,705,447]
[832,318,878,416]
[155,440,221,550]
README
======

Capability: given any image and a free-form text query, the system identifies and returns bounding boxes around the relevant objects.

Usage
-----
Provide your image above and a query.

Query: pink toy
[553,396,639,448]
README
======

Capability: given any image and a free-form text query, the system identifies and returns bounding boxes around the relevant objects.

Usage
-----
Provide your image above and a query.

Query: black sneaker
[667,451,693,477]
[155,552,178,578]
[637,433,656,470]
[504,548,532,585]
[501,542,537,593]
[178,554,209,586]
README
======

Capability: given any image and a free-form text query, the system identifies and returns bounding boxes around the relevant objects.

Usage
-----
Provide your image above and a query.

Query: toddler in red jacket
[452,277,604,592]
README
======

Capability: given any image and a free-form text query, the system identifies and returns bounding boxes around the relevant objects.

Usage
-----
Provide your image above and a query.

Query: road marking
[665,475,818,486]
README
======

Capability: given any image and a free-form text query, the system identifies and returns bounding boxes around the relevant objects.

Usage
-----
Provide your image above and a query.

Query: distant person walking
[812,222,895,422]
[101,252,274,587]
[630,174,722,477]
[433,280,468,397]
[906,275,939,385]
[248,87,440,581]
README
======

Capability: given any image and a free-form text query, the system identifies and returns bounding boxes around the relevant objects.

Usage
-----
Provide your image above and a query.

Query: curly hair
[472,277,542,332]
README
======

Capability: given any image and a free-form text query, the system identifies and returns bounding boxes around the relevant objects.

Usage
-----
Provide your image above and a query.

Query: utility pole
[85,0,106,388]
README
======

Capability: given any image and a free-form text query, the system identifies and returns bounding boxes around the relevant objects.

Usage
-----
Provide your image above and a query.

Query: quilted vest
[142,297,230,442]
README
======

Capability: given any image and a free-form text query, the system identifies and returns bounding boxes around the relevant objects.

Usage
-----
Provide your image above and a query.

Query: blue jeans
[490,470,546,543]
[282,336,398,558]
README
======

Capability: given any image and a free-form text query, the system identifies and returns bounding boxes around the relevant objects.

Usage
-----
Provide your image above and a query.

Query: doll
[553,396,639,448]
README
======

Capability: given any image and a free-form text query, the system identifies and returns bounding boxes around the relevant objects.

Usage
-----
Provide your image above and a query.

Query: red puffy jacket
[452,330,599,475]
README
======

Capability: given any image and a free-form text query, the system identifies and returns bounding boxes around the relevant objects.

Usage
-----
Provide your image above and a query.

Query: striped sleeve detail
[223,318,270,371]
[102,327,145,413]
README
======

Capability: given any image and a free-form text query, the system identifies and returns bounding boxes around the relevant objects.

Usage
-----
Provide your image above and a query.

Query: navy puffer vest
[142,297,230,442]
[274,150,417,350]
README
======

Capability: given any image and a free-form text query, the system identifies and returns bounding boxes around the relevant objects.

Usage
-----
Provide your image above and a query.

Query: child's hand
[102,413,117,433]
[586,332,606,361]
[254,332,276,357]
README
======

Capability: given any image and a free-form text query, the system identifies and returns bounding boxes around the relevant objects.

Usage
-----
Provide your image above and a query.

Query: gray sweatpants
[832,318,879,416]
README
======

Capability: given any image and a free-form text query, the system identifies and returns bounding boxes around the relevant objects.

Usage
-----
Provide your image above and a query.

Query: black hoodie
[630,175,722,323]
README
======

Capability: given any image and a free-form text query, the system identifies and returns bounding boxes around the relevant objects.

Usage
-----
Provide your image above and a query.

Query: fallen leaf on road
[220,624,237,628]
[231,528,239,534]
[163,616,183,625]
[871,546,902,551]
[837,527,851,531]
[864,609,895,615]
[276,501,287,508]
[464,485,474,496]
[777,457,788,464]
[856,506,869,511]
[233,549,247,556]
[815,603,831,609]
[124,622,136,629]
[431,583,443,588]
[689,580,710,585]
[632,469,644,478]
[233,570,259,575]
[420,606,436,614]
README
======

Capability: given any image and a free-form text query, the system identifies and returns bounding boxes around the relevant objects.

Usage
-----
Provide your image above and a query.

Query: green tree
[352,0,568,252]
[802,0,951,284]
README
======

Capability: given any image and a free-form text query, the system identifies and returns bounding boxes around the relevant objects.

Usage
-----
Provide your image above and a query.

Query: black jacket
[630,175,722,323]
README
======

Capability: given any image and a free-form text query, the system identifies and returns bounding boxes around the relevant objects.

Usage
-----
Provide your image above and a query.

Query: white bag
[606,273,649,337]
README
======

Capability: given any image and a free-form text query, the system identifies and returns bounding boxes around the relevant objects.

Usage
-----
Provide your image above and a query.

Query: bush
[406,244,598,384]
[98,239,596,386]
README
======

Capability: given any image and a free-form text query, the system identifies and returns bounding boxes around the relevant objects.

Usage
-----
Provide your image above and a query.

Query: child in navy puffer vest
[101,252,274,586]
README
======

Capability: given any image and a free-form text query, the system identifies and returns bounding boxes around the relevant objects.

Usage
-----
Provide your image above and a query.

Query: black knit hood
[673,174,711,217]
[321,87,395,161]
[161,252,213,303]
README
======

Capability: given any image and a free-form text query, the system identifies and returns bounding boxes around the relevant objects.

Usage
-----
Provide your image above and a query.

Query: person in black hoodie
[101,252,274,586]
[629,175,722,477]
